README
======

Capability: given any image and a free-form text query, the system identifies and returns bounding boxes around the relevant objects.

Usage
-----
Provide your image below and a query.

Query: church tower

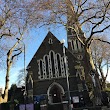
[67,27,84,53]
[66,0,90,92]
[66,0,85,57]
[67,10,86,55]
[67,23,87,63]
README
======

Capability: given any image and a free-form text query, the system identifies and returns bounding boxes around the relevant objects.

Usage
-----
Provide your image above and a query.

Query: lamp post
[61,39,72,110]
[17,38,27,110]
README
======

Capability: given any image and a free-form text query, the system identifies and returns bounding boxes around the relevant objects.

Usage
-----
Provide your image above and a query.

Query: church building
[26,27,92,109]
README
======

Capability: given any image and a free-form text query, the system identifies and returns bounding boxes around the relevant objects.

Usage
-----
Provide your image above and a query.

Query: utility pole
[17,38,27,110]
[61,39,72,110]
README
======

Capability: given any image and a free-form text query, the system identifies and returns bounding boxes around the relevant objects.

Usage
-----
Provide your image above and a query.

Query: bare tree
[0,0,28,103]
[0,0,25,61]
[0,31,27,103]
[91,36,110,90]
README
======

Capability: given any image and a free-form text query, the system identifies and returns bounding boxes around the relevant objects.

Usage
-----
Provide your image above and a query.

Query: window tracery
[37,50,68,80]
[70,39,83,52]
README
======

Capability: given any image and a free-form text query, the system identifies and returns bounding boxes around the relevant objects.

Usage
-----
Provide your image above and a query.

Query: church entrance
[47,82,64,104]
[51,85,61,103]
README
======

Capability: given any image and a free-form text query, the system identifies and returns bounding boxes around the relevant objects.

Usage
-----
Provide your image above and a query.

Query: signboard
[19,104,34,110]
[33,95,46,103]
[72,96,79,103]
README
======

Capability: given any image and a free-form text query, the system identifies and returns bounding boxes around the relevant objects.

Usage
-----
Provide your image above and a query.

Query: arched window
[40,60,43,79]
[71,39,84,53]
[45,55,49,78]
[37,50,68,80]
[68,28,72,35]
[68,28,76,36]
[42,56,47,79]
[56,54,61,77]
[50,51,55,77]
[71,40,74,50]
[76,40,79,50]
[48,38,53,44]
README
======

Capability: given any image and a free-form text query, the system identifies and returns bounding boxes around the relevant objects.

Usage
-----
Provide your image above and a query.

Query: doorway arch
[47,82,65,104]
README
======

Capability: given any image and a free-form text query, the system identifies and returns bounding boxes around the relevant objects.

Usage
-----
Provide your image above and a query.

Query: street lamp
[61,39,72,110]
[17,38,27,110]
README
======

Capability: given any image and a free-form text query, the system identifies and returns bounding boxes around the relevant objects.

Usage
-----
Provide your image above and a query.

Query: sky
[0,25,110,91]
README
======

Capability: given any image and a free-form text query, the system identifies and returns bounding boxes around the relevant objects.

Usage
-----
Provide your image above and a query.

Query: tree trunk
[0,51,12,103]
[0,37,22,103]
[99,65,107,90]
[4,60,12,102]
[85,46,102,105]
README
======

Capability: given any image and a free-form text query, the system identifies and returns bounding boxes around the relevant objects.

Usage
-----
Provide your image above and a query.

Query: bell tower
[66,0,89,83]
[67,14,86,55]
[67,27,85,54]
[66,0,85,55]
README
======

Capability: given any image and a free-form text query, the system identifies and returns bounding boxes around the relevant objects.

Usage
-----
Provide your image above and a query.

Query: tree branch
[0,33,12,39]
[14,47,22,51]
[80,0,88,7]
[11,50,22,61]
[92,24,110,37]
[78,7,95,17]
[81,15,96,25]
[86,16,106,45]
[85,1,110,46]
[66,0,75,15]
[94,38,110,45]
[80,10,103,25]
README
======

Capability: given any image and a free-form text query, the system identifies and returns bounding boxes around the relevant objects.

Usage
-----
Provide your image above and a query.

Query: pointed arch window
[45,55,49,78]
[68,28,72,35]
[50,51,55,77]
[40,60,43,79]
[56,54,61,77]
[48,38,53,44]
[37,50,68,80]
[76,40,79,50]
[71,40,74,50]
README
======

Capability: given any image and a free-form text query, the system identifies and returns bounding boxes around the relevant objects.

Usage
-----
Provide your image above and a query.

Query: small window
[68,28,72,35]
[77,55,83,60]
[68,28,76,36]
[48,38,53,44]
